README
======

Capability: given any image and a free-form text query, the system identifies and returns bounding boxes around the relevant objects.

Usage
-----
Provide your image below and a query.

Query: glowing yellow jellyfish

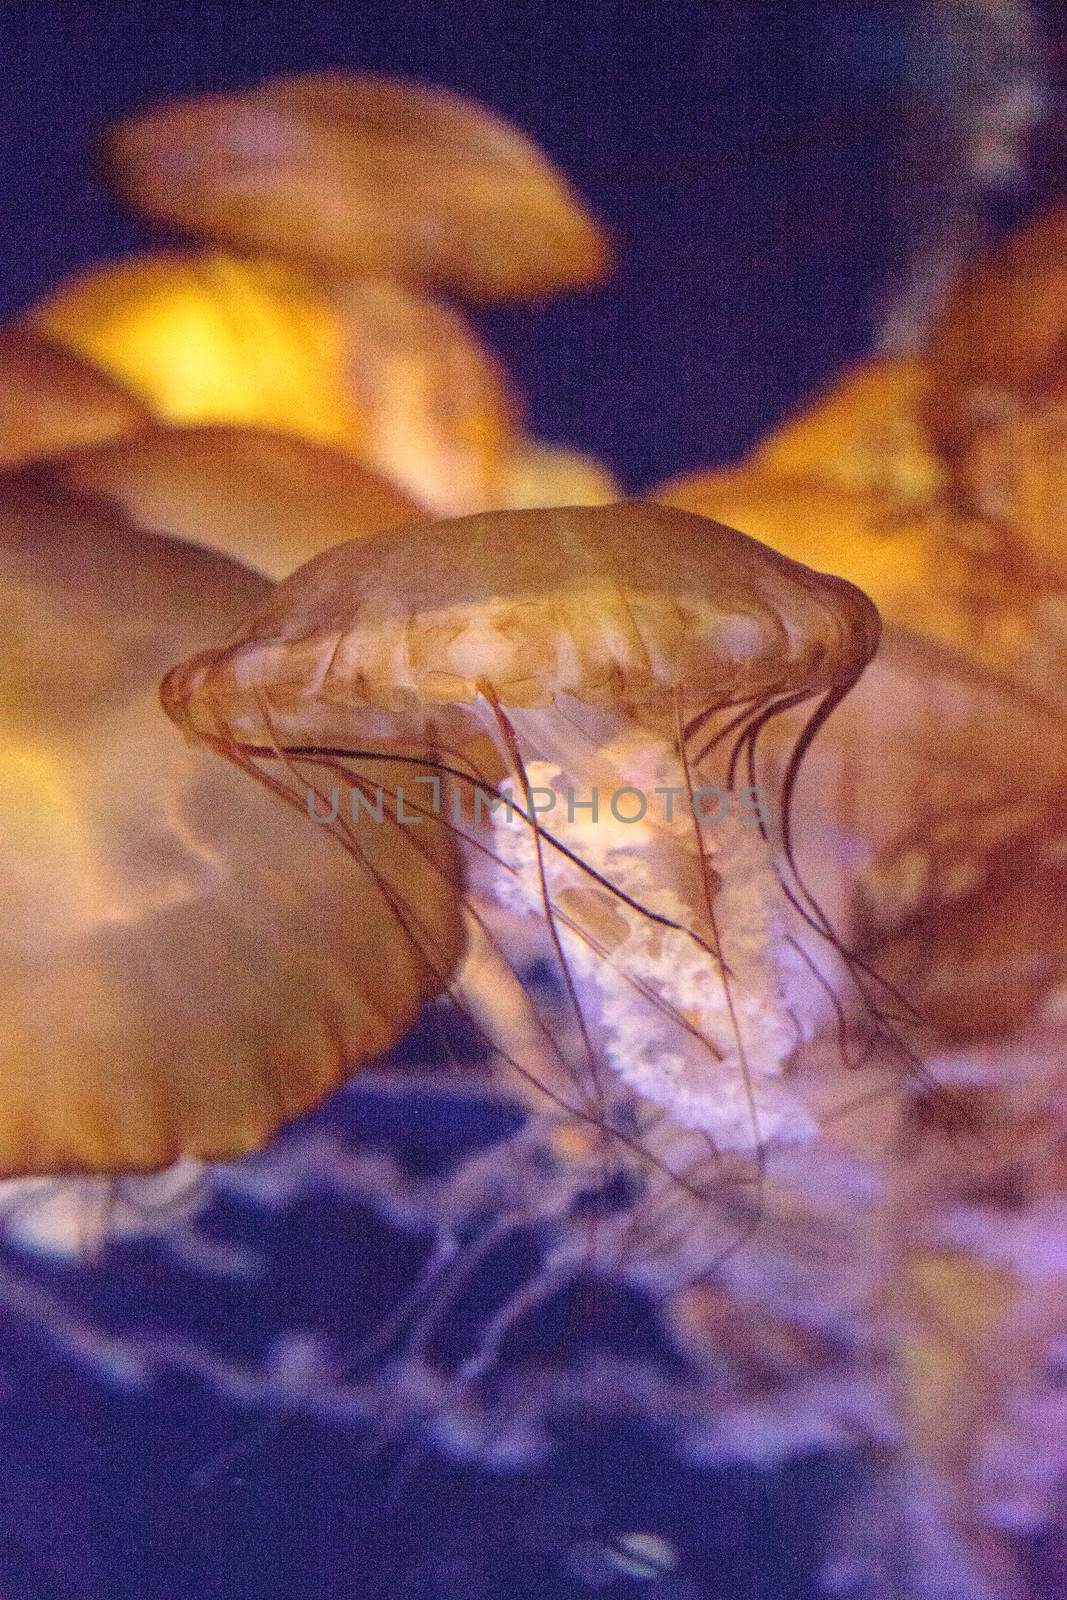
[30,254,521,518]
[0,475,463,1178]
[161,503,882,1168]
[0,327,149,468]
[29,424,421,579]
[102,73,610,300]
[751,354,944,508]
[31,253,354,442]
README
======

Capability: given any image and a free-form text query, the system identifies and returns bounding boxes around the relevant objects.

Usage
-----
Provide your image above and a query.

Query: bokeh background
[8,0,1057,492]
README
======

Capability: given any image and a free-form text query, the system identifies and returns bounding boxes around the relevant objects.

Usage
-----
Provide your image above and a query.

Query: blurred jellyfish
[28,423,421,578]
[31,253,358,444]
[0,327,148,468]
[101,72,610,300]
[925,206,1067,589]
[749,355,945,510]
[0,476,463,1247]
[30,74,614,521]
[55,72,614,516]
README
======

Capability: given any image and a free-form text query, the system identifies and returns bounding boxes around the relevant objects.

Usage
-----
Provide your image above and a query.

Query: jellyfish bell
[0,475,464,1182]
[925,205,1067,470]
[26,424,421,579]
[332,276,520,515]
[31,254,522,519]
[31,252,354,444]
[102,72,610,300]
[161,502,883,1173]
[0,327,149,469]
[751,354,944,508]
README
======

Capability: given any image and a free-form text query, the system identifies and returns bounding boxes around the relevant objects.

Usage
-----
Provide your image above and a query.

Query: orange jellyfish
[926,206,1067,591]
[28,424,421,579]
[102,72,610,300]
[0,327,148,468]
[0,474,464,1183]
[750,353,944,509]
[160,502,889,1206]
[30,253,522,518]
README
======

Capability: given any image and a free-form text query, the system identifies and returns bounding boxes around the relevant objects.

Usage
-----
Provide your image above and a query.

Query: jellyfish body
[31,254,523,518]
[28,424,421,579]
[0,328,149,468]
[0,476,464,1178]
[102,73,610,299]
[751,354,944,507]
[162,502,882,1171]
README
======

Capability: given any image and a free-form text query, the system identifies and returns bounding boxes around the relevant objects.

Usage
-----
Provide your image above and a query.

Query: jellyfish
[88,72,611,512]
[155,498,904,1408]
[0,327,148,469]
[0,475,463,1218]
[31,254,357,445]
[32,75,612,521]
[102,73,610,300]
[749,354,945,509]
[27,424,421,579]
[925,206,1067,590]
